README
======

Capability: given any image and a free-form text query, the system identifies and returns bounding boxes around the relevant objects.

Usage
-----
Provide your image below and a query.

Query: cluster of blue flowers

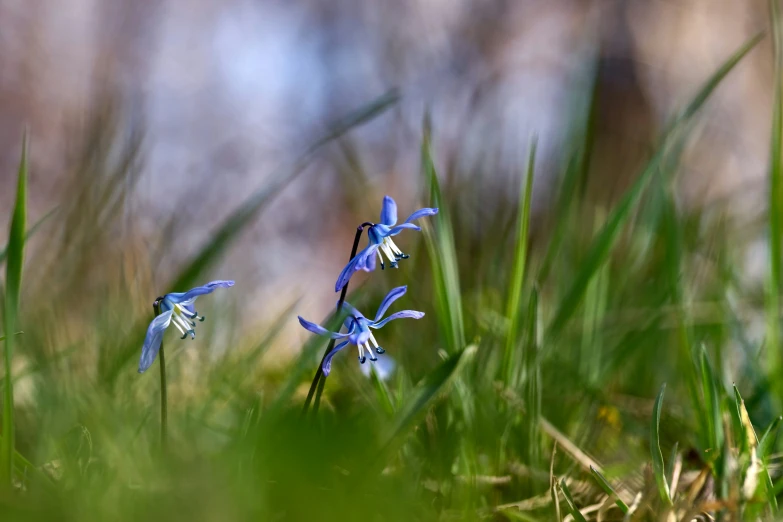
[299,196,438,376]
[137,195,437,380]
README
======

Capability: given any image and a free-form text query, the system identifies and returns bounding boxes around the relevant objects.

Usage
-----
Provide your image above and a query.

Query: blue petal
[341,301,366,320]
[138,310,173,373]
[404,207,439,223]
[380,196,398,226]
[297,316,350,339]
[389,223,421,236]
[335,246,377,292]
[167,280,235,304]
[371,310,425,329]
[322,340,350,376]
[374,286,407,322]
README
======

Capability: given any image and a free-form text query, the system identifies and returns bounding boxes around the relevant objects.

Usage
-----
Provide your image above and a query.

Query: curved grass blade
[558,478,588,522]
[759,416,781,459]
[651,384,672,505]
[422,115,465,353]
[2,133,28,485]
[546,33,763,338]
[502,136,537,385]
[589,466,629,514]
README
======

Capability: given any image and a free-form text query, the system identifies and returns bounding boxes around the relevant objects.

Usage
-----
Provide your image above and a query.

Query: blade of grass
[768,0,783,409]
[546,33,763,338]
[0,207,56,266]
[422,115,465,353]
[383,346,473,449]
[558,479,588,522]
[2,133,28,486]
[502,136,537,385]
[589,466,629,514]
[651,384,672,505]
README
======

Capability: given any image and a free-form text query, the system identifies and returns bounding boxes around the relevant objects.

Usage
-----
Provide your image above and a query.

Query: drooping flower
[298,285,424,376]
[335,196,438,292]
[138,280,235,373]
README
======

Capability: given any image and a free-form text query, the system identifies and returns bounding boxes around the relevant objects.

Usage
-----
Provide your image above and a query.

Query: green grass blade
[759,416,781,458]
[546,33,763,337]
[0,207,56,266]
[558,479,588,522]
[769,0,783,408]
[384,347,472,448]
[651,384,672,505]
[502,136,537,385]
[2,133,28,485]
[699,347,724,460]
[589,466,629,513]
[422,116,465,353]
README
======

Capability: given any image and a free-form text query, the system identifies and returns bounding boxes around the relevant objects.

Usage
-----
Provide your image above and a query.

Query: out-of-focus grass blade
[558,479,588,522]
[101,91,400,383]
[384,347,472,448]
[502,136,536,385]
[699,347,724,461]
[759,416,781,458]
[421,115,465,353]
[2,133,28,485]
[369,366,395,416]
[769,0,783,407]
[666,441,679,490]
[651,384,672,505]
[0,207,56,266]
[589,466,629,514]
[546,33,763,337]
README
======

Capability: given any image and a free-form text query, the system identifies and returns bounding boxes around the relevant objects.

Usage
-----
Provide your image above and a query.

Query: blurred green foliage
[1,21,783,522]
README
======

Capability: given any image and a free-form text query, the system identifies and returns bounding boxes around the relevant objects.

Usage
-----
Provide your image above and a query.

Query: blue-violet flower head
[138,280,235,373]
[335,196,438,292]
[297,285,424,376]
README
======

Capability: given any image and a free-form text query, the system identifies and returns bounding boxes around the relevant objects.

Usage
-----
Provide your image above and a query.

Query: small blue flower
[138,280,235,373]
[298,285,424,376]
[335,196,438,292]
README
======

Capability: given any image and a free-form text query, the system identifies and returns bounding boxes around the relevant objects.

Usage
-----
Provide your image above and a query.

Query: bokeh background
[1,1,782,520]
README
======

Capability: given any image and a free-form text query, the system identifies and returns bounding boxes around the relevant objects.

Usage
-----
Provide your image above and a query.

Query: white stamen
[369,332,380,348]
[171,319,188,336]
[381,243,396,263]
[377,249,385,266]
[386,237,402,255]
[173,313,194,335]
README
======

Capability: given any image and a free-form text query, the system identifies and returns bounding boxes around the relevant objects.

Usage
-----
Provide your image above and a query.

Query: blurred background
[0,1,782,520]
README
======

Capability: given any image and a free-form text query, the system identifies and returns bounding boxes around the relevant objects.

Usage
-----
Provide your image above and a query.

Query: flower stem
[302,222,372,414]
[154,301,168,449]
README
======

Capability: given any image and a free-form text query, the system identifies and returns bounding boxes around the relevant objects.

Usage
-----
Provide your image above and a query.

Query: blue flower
[298,285,424,376]
[335,196,438,292]
[138,280,235,373]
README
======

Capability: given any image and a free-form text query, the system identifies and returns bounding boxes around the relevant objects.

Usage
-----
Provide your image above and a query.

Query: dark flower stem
[302,222,372,414]
[154,301,168,448]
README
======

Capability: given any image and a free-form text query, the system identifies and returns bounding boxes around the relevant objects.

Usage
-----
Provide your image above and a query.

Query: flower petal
[335,246,376,292]
[322,340,350,376]
[380,196,398,226]
[374,286,408,322]
[297,316,349,339]
[389,223,421,236]
[404,207,439,223]
[138,310,174,373]
[371,310,425,329]
[340,301,365,320]
[166,280,235,304]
